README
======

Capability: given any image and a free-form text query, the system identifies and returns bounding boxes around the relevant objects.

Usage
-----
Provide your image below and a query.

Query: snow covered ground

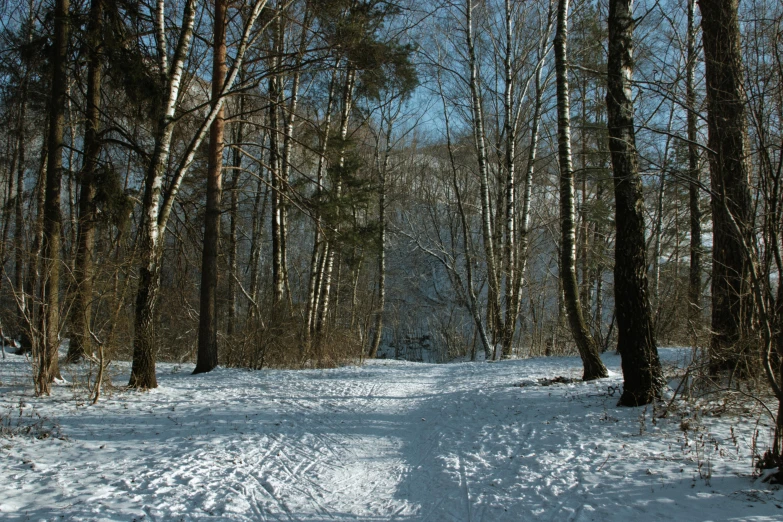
[1,348,781,521]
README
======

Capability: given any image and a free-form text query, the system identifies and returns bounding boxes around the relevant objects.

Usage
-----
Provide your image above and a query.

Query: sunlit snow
[1,348,780,521]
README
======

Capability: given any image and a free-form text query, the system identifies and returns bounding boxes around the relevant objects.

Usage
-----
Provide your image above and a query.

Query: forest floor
[1,347,781,521]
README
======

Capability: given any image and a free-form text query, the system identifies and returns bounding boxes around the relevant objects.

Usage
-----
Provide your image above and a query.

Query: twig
[89,330,106,405]
[597,454,611,471]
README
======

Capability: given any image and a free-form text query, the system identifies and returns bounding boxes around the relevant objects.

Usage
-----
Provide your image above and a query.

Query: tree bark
[247,161,268,322]
[130,0,198,388]
[686,0,702,335]
[555,0,608,381]
[21,128,48,355]
[270,75,285,304]
[698,0,752,372]
[194,0,228,375]
[466,0,502,350]
[129,0,268,387]
[500,0,518,358]
[68,0,103,364]
[369,116,393,359]
[316,67,355,338]
[226,104,244,340]
[269,6,286,306]
[14,71,28,348]
[607,0,663,405]
[305,68,337,346]
[37,0,70,394]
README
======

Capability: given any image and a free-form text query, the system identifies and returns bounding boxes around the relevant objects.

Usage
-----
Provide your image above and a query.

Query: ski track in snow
[1,349,782,521]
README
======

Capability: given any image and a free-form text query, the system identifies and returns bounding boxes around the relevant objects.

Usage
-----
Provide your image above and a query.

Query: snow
[1,349,781,521]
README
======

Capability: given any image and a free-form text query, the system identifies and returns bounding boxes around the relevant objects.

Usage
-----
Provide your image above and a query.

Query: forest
[0,0,782,514]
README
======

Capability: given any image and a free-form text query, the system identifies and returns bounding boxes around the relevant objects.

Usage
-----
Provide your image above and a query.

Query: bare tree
[606,0,663,405]
[554,0,608,380]
[69,0,104,364]
[686,0,702,334]
[194,0,229,374]
[698,0,753,372]
[37,0,69,394]
[129,0,269,388]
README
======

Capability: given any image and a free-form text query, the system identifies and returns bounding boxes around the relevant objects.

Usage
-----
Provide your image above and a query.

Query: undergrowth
[0,398,63,440]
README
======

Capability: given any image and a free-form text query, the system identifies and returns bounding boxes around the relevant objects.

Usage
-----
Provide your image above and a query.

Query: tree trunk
[607,0,663,405]
[686,0,703,336]
[194,0,227,375]
[316,67,355,338]
[37,0,69,394]
[14,77,28,346]
[21,128,48,355]
[466,0,502,348]
[369,117,393,359]
[0,136,18,293]
[269,7,286,306]
[280,8,310,314]
[68,0,103,364]
[698,0,752,372]
[13,2,34,350]
[226,106,243,339]
[305,67,337,346]
[128,0,267,387]
[247,164,268,321]
[130,0,198,388]
[500,0,517,358]
[270,72,284,305]
[438,71,494,359]
[555,0,608,381]
[579,76,591,317]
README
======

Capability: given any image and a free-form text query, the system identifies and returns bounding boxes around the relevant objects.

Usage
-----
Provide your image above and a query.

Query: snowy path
[1,350,781,521]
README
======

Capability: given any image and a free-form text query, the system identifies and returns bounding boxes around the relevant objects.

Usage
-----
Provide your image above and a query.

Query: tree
[554,0,608,380]
[606,0,664,405]
[685,0,702,335]
[194,0,229,374]
[37,0,70,394]
[698,0,753,373]
[68,0,104,364]
[129,0,269,388]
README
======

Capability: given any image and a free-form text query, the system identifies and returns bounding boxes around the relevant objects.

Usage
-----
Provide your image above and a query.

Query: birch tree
[554,0,607,380]
[129,0,269,388]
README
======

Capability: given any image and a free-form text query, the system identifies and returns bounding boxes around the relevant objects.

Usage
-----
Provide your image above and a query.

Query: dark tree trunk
[368,119,391,359]
[226,113,243,340]
[607,0,663,406]
[13,4,34,350]
[14,78,28,346]
[686,0,703,334]
[69,0,103,364]
[20,128,48,355]
[194,0,227,375]
[130,255,160,389]
[38,0,69,394]
[555,0,608,381]
[0,136,17,293]
[698,0,752,372]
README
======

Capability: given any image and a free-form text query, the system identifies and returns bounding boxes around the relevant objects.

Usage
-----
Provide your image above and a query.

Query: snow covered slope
[1,349,780,521]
